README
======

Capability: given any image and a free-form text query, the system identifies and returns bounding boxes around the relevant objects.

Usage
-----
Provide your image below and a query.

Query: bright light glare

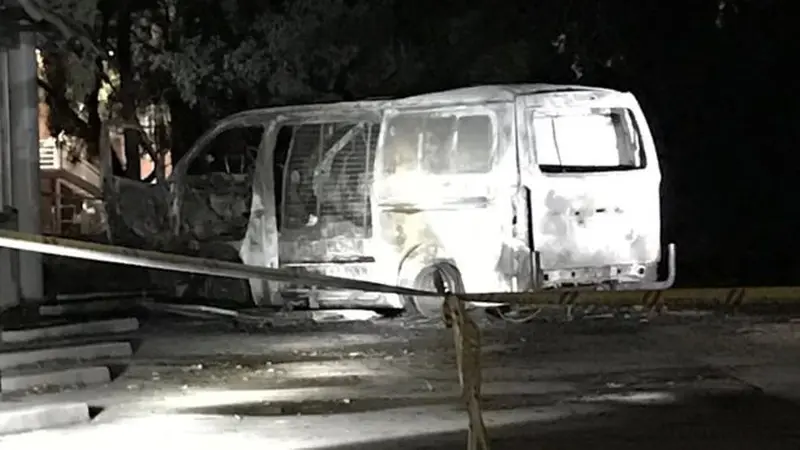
[578,391,676,405]
[156,389,314,410]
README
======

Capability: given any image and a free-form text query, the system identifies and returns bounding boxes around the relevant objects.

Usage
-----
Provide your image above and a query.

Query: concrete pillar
[0,207,20,310]
[0,50,11,203]
[6,30,43,301]
[0,48,21,310]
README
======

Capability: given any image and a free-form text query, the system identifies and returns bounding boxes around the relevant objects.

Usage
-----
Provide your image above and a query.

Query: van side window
[455,115,492,173]
[530,108,645,172]
[186,126,262,176]
[421,116,455,174]
[278,121,378,235]
[383,113,493,174]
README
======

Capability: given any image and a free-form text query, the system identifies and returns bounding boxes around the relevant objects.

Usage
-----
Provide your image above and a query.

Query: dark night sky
[390,0,800,287]
[156,0,800,288]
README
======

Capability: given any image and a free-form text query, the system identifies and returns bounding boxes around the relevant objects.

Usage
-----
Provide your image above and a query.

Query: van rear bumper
[614,242,676,291]
[468,243,677,309]
[536,243,676,291]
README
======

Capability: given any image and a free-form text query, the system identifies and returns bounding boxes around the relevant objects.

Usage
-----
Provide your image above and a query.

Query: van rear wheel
[406,263,464,318]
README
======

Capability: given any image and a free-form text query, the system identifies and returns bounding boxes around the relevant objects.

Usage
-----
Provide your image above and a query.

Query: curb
[0,342,133,370]
[1,318,140,344]
[1,366,111,393]
[0,402,89,435]
[39,300,142,317]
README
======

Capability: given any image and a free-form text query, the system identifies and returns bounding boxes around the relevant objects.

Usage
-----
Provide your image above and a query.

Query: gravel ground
[3,309,800,448]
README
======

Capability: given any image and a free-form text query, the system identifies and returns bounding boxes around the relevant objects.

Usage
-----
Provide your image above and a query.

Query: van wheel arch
[402,260,465,318]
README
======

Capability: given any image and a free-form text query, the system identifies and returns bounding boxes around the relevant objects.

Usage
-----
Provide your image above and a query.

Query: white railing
[39,140,61,170]
[42,192,108,237]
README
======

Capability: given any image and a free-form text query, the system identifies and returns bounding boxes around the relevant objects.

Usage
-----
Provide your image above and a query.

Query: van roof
[392,83,619,106]
[179,84,624,177]
[216,84,621,127]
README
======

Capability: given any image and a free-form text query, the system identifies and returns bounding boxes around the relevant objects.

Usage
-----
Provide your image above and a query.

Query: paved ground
[2,309,800,448]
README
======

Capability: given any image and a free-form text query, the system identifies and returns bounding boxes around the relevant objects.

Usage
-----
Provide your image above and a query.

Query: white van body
[117,84,675,312]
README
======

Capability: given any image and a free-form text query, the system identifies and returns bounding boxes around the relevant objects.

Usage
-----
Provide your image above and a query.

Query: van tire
[406,263,464,318]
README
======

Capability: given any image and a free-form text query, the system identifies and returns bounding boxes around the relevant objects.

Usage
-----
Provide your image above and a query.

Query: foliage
[152,0,412,116]
[31,0,793,163]
[38,0,643,145]
[25,0,800,285]
[35,0,103,139]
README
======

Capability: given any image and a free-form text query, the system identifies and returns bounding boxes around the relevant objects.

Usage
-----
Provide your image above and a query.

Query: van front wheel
[406,263,464,319]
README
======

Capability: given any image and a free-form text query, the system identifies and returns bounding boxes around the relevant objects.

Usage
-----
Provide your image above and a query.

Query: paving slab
[53,291,149,303]
[0,342,133,370]
[38,300,142,317]
[0,403,606,448]
[0,402,89,435]
[725,364,800,401]
[1,366,111,392]
[1,318,140,343]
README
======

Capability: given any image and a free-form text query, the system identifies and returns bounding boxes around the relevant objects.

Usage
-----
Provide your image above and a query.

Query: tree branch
[37,77,91,140]
[17,0,106,61]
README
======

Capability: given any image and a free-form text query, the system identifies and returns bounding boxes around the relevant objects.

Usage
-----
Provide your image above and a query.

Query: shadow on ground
[326,391,800,450]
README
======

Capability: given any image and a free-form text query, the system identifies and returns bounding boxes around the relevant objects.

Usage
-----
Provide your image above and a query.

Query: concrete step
[1,366,111,393]
[0,341,133,370]
[52,291,149,303]
[0,402,90,435]
[1,318,140,344]
[38,299,144,318]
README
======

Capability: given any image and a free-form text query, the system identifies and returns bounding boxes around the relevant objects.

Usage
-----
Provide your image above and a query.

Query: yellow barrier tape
[444,285,800,449]
[0,229,437,297]
[461,286,800,309]
[436,272,490,450]
[442,285,800,450]
[8,227,800,449]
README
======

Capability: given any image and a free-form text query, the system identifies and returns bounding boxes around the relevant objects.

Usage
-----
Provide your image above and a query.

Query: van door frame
[514,89,666,290]
[514,95,540,288]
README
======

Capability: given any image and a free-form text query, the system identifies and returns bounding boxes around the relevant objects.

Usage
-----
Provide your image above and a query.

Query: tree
[33,0,106,162]
[31,0,169,179]
[154,0,416,116]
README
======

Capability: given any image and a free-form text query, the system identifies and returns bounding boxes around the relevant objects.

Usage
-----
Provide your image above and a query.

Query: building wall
[37,97,173,234]
[141,150,173,179]
[38,100,50,140]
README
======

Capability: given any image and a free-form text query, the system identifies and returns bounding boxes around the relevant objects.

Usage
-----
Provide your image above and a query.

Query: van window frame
[527,107,648,174]
[378,106,500,176]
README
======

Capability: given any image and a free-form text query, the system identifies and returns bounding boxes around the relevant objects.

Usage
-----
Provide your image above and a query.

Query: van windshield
[381,112,493,175]
[531,108,644,172]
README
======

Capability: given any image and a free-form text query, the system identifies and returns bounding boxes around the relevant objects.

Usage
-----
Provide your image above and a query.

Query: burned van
[108,84,675,315]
